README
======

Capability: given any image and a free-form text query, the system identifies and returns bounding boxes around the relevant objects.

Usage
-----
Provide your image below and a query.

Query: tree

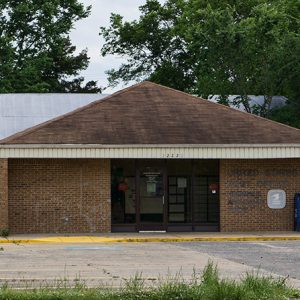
[100,0,300,123]
[101,0,193,92]
[269,0,300,127]
[0,0,100,93]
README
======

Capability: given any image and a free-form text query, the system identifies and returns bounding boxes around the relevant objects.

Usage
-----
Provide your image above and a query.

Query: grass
[0,262,299,300]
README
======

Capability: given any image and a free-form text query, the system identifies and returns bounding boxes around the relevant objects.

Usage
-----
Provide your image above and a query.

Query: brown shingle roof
[1,81,300,145]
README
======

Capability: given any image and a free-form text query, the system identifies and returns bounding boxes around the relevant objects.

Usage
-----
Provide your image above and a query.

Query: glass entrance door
[111,159,220,232]
[138,164,166,231]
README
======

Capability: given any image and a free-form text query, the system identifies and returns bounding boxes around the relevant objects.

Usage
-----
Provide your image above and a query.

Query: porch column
[0,159,8,231]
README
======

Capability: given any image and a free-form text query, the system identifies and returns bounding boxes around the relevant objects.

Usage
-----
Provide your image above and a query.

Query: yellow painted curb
[0,239,45,244]
[1,236,300,244]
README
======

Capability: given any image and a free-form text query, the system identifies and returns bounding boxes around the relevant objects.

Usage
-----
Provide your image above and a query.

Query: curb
[1,236,300,244]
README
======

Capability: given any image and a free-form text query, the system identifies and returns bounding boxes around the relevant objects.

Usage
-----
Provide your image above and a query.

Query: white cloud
[70,0,155,93]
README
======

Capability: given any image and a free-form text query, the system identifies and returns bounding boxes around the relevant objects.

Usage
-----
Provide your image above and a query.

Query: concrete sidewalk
[1,231,300,243]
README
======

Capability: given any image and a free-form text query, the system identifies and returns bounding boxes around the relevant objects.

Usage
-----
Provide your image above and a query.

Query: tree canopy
[100,0,300,126]
[0,0,100,93]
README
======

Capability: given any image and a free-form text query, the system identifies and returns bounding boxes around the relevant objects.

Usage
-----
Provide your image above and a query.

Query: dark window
[111,160,136,224]
[193,176,219,223]
[168,176,190,223]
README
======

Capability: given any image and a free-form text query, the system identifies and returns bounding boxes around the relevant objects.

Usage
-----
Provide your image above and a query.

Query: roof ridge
[0,82,146,144]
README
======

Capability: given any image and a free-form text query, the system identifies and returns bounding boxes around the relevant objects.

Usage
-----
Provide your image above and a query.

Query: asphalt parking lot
[0,241,299,288]
[176,241,300,282]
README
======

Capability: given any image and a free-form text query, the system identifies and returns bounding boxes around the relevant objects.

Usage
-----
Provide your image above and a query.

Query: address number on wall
[161,153,183,158]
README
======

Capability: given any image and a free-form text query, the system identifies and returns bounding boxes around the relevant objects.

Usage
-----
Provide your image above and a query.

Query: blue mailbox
[295,193,300,232]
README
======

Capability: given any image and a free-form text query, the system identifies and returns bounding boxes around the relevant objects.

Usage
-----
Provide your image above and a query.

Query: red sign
[118,183,129,191]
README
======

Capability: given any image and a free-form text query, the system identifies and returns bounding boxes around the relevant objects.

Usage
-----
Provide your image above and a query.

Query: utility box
[295,193,300,232]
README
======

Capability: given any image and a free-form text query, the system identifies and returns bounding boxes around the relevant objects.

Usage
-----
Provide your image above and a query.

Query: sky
[70,0,154,93]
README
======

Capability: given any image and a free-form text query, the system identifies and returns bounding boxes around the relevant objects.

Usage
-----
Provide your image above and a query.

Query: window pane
[111,160,136,224]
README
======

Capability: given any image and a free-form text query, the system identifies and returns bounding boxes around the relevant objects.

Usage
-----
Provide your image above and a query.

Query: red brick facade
[0,159,8,230]
[3,158,300,233]
[220,159,300,232]
[8,159,111,234]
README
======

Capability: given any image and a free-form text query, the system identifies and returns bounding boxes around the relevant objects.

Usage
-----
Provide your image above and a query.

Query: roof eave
[1,144,300,159]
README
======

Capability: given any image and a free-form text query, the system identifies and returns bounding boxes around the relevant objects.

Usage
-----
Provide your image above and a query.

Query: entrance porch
[111,159,220,232]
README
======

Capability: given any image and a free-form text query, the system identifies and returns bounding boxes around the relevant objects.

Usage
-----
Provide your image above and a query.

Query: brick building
[0,81,300,233]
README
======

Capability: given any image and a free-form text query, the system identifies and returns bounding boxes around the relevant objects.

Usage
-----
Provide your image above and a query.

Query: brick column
[219,160,226,232]
[99,159,111,232]
[0,159,8,230]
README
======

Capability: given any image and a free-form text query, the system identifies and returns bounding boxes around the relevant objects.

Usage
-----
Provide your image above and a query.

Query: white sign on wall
[267,190,286,209]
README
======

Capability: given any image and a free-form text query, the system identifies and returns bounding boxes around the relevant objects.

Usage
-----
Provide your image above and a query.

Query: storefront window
[193,160,219,223]
[111,159,220,229]
[111,160,136,224]
[167,160,192,223]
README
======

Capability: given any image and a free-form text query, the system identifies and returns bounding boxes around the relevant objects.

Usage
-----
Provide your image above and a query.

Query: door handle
[162,195,165,205]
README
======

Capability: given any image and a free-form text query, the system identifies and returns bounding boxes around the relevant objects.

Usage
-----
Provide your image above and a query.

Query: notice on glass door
[147,182,156,193]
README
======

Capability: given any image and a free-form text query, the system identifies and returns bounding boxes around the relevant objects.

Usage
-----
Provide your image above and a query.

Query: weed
[0,262,299,300]
[0,229,9,238]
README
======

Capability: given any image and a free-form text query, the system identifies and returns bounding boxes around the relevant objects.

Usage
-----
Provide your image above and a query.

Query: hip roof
[1,81,300,145]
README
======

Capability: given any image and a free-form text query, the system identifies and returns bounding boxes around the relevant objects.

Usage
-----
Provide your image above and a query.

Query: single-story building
[0,81,300,233]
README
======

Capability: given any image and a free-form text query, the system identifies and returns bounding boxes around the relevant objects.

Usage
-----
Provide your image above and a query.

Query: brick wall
[6,158,300,233]
[8,159,111,234]
[0,159,8,230]
[220,159,300,232]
